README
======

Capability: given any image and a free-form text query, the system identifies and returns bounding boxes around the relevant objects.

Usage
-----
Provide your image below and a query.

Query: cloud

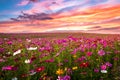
[101,17,120,23]
[0,10,21,22]
[86,26,120,34]
[88,26,102,29]
[98,26,120,30]
[0,0,120,33]
[12,12,53,22]
[23,0,89,15]
[17,0,29,6]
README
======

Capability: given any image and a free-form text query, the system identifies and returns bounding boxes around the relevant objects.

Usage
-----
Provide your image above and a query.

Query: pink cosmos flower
[77,56,86,62]
[94,68,99,73]
[71,48,78,54]
[7,41,13,45]
[100,64,107,70]
[35,66,45,72]
[2,66,17,71]
[0,48,4,53]
[92,44,97,49]
[45,58,54,63]
[98,49,105,56]
[63,75,71,80]
[2,66,13,70]
[39,47,45,51]
[0,41,3,45]
[113,57,119,61]
[105,62,112,67]
[86,52,92,56]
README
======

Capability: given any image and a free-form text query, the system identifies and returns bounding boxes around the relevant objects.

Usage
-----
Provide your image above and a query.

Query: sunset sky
[0,0,120,33]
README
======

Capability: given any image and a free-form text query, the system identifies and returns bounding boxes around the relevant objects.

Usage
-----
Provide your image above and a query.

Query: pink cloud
[17,0,29,6]
[24,0,89,14]
[24,1,50,14]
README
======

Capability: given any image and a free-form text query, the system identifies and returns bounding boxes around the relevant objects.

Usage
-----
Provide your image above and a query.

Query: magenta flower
[56,39,67,44]
[100,64,107,70]
[114,50,120,54]
[77,56,86,62]
[11,66,18,71]
[39,47,45,51]
[71,48,78,54]
[113,57,119,61]
[98,49,105,56]
[63,75,71,80]
[7,41,13,45]
[35,66,45,72]
[0,41,3,45]
[86,52,92,56]
[45,58,54,63]
[105,62,112,67]
[0,48,4,53]
[101,40,107,47]
[2,66,17,71]
[30,56,36,61]
[94,68,99,73]
[92,44,97,49]
[2,66,12,70]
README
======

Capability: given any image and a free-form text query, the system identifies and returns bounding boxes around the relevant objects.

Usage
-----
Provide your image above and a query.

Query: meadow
[0,33,120,80]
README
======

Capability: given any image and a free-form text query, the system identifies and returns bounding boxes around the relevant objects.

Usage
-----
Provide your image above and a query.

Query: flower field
[0,33,120,80]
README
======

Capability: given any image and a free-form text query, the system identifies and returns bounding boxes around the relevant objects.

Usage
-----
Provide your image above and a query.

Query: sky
[0,0,120,34]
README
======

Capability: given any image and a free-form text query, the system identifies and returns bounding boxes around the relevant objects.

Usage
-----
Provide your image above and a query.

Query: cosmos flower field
[0,33,120,80]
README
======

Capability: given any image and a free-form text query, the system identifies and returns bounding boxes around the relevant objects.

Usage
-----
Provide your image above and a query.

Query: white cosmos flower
[27,47,37,50]
[101,70,107,73]
[25,59,31,64]
[29,71,36,75]
[13,49,21,56]
[12,77,18,80]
